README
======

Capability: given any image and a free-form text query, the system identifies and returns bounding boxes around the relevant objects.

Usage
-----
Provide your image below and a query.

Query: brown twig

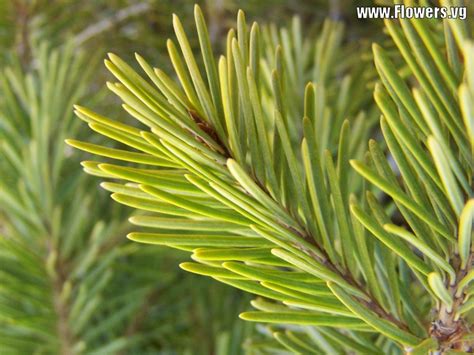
[74,2,151,46]
[430,253,474,352]
[12,0,31,67]
[48,247,74,355]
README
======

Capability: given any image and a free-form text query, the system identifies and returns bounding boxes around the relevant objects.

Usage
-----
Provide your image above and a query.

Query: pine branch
[74,2,151,46]
[66,2,473,353]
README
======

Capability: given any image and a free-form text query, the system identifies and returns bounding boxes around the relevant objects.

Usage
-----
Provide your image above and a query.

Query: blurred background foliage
[0,0,381,354]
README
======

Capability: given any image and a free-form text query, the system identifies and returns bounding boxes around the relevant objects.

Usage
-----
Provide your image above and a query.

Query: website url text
[356,5,467,20]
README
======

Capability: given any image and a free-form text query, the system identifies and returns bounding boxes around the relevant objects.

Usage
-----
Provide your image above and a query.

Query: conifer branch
[64,2,473,353]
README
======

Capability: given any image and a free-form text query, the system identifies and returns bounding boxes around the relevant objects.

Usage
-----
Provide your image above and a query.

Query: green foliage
[0,0,474,354]
[0,41,253,354]
[61,1,473,354]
